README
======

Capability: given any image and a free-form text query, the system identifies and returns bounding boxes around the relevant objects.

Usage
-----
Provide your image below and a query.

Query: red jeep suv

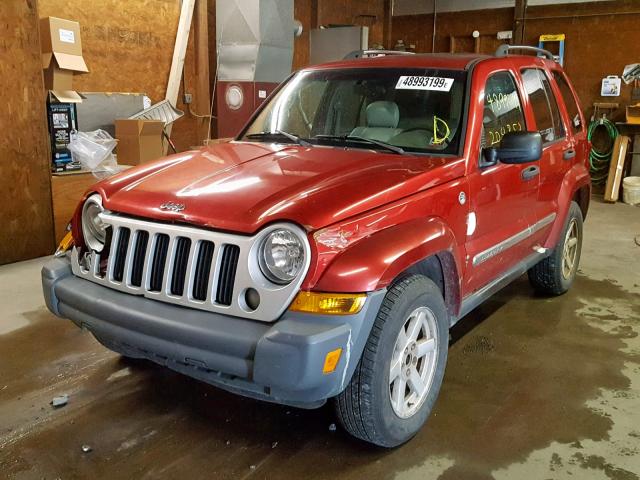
[42,46,590,447]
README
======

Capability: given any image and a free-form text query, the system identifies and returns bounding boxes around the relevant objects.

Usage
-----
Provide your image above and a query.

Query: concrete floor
[1,197,639,480]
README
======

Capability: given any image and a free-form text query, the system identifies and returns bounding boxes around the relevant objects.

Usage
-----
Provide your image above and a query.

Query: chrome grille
[216,245,240,306]
[130,231,149,287]
[169,237,191,296]
[70,212,311,322]
[112,227,130,282]
[149,233,169,292]
[192,240,215,301]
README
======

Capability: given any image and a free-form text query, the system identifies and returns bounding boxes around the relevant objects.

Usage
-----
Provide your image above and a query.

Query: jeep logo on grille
[159,201,185,212]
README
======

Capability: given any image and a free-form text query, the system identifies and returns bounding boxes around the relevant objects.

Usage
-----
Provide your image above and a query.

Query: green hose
[588,118,618,184]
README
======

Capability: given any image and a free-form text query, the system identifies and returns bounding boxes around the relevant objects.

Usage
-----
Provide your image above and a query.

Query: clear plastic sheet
[68,129,123,179]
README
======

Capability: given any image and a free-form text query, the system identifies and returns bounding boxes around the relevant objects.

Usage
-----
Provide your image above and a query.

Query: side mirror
[483,131,542,165]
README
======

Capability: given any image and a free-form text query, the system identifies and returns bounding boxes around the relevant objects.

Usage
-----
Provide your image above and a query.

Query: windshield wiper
[314,134,406,155]
[245,130,312,147]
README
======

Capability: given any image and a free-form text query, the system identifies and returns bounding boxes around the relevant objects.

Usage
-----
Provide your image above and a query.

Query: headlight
[81,194,107,252]
[259,228,305,284]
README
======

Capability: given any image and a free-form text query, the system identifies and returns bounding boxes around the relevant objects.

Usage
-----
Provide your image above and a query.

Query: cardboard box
[115,120,165,166]
[46,93,82,172]
[40,17,89,103]
[626,104,640,125]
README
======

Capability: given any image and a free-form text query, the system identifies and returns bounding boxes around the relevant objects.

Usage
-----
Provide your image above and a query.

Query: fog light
[244,288,260,311]
[323,348,342,374]
[290,292,366,315]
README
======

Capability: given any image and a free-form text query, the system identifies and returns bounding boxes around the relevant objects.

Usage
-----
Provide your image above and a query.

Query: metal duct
[216,0,295,83]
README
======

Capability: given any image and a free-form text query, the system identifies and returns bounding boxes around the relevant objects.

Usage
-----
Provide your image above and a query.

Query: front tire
[528,201,583,295]
[334,275,449,447]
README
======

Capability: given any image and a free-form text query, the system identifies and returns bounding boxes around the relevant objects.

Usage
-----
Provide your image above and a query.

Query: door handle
[563,148,576,160]
[521,165,540,181]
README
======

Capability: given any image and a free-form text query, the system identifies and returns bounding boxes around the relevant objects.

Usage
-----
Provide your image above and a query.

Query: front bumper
[42,256,385,408]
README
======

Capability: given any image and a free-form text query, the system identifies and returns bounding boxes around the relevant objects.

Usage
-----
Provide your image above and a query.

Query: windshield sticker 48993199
[395,76,454,92]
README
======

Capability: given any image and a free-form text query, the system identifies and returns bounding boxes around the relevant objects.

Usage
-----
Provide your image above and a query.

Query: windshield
[241,67,467,155]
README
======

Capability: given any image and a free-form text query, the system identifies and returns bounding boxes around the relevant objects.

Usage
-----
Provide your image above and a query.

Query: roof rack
[495,44,555,61]
[343,49,415,60]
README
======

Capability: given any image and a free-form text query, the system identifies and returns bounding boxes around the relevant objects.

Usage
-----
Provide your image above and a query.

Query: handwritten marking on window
[487,122,523,146]
[432,116,451,145]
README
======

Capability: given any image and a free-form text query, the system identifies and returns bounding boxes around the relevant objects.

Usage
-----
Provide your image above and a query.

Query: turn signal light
[323,348,343,374]
[289,292,366,315]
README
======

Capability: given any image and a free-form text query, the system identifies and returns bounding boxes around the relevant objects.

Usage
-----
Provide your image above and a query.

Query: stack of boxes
[40,16,167,172]
[41,17,89,172]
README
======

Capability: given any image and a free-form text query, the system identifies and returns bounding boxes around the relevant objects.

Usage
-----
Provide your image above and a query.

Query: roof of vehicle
[305,53,488,72]
[304,51,555,73]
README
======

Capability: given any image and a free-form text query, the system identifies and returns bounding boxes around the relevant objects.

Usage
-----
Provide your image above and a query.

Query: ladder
[538,34,565,66]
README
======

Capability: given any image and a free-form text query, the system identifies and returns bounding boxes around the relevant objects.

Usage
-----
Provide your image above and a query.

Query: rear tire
[528,201,583,295]
[334,275,449,447]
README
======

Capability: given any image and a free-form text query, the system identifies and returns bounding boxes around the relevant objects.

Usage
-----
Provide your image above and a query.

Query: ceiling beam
[514,0,527,44]
[383,0,393,49]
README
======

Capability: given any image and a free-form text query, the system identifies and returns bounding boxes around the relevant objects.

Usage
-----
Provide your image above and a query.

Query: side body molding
[314,217,464,297]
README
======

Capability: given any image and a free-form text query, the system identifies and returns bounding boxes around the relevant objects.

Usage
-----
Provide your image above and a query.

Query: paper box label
[59,28,75,44]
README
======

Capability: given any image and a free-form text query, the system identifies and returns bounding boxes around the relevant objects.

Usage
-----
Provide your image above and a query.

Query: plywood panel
[604,135,629,202]
[0,0,55,265]
[38,0,200,150]
[51,173,98,243]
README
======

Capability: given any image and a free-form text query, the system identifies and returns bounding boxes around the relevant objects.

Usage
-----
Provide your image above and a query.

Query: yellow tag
[539,34,565,42]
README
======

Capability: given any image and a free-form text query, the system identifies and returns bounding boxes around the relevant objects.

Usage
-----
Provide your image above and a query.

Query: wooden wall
[318,0,386,48]
[392,0,640,119]
[293,0,313,70]
[0,0,55,265]
[392,8,513,54]
[292,0,388,71]
[38,0,200,151]
[524,1,640,118]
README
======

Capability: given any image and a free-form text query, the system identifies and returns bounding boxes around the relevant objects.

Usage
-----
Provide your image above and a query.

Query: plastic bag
[68,129,123,179]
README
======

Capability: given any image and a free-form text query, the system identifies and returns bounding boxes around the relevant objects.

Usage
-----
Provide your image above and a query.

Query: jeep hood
[95,142,464,234]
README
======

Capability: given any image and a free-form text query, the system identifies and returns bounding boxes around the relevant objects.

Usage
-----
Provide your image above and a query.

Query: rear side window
[521,68,565,144]
[552,71,583,134]
[482,71,526,148]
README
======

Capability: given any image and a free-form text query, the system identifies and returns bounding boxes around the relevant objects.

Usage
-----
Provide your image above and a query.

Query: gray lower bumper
[42,256,385,408]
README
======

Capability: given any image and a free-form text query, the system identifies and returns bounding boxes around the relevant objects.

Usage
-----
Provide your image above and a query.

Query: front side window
[242,68,467,155]
[482,71,526,148]
[521,68,565,144]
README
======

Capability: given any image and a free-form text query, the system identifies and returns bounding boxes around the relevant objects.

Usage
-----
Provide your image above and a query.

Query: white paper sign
[258,90,267,99]
[59,28,75,44]
[396,76,454,92]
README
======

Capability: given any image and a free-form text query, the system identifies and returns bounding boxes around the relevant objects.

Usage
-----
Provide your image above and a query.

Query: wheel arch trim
[543,164,591,249]
[313,217,464,317]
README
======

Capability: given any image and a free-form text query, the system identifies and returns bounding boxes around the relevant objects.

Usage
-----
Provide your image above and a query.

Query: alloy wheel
[561,218,579,280]
[389,306,439,419]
